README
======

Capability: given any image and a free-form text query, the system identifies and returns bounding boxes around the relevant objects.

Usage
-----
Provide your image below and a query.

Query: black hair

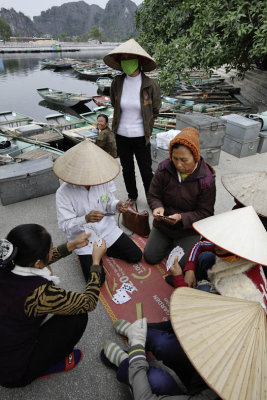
[5,224,52,270]
[171,143,194,157]
[97,114,108,123]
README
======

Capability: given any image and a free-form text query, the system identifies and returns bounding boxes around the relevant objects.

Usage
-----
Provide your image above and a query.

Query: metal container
[176,112,226,148]
[222,134,260,158]
[221,114,261,141]
[0,158,59,205]
[257,132,267,154]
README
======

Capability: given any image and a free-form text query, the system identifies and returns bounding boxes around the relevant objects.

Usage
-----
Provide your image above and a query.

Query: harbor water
[0,49,110,123]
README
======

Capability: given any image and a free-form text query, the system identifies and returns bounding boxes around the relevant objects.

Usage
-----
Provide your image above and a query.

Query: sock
[104,340,128,367]
[113,319,131,337]
[41,349,83,378]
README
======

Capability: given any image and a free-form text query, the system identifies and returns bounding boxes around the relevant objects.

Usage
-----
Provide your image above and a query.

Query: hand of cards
[166,246,185,271]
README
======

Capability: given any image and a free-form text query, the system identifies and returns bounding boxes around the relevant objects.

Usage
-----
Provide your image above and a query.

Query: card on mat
[112,289,131,304]
[120,283,136,293]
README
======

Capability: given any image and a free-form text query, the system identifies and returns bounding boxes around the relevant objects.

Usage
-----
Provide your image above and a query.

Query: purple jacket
[147,158,216,239]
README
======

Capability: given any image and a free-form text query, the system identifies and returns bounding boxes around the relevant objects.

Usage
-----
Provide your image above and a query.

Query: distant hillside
[0,8,39,37]
[0,0,138,40]
[101,0,138,41]
[33,1,103,37]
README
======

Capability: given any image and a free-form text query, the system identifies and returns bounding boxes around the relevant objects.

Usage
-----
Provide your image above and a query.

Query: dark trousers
[195,251,216,281]
[116,321,207,396]
[78,232,143,281]
[116,135,153,200]
[4,313,88,387]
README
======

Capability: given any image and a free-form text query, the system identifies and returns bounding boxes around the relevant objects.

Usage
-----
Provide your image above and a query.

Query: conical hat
[222,172,267,217]
[193,206,267,266]
[170,287,267,400]
[53,140,120,185]
[103,38,157,72]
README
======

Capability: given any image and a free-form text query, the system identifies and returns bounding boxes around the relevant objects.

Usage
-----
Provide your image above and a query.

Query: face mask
[121,59,139,75]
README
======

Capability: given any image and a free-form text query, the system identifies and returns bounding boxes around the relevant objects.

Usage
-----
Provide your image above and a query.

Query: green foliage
[88,25,102,42]
[0,17,12,41]
[136,0,267,93]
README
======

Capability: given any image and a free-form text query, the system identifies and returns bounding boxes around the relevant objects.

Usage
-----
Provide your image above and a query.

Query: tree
[0,17,12,42]
[88,25,102,43]
[136,0,267,93]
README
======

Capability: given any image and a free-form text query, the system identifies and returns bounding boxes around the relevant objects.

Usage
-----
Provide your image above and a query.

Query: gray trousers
[144,227,200,268]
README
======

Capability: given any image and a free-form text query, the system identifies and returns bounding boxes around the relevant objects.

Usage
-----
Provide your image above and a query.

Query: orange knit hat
[169,127,200,162]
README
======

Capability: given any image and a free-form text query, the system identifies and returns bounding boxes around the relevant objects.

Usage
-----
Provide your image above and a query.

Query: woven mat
[100,234,173,323]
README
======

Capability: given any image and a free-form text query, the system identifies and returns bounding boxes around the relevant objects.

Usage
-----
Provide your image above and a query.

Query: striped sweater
[24,243,102,317]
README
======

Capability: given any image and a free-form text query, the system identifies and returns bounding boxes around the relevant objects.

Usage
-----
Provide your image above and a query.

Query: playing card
[97,238,103,247]
[112,289,131,304]
[120,283,136,293]
[166,246,185,271]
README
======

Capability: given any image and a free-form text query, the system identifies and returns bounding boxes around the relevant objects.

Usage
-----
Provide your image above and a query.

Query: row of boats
[41,57,256,115]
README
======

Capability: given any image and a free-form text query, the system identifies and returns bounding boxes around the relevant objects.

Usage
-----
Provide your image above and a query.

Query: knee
[126,246,143,264]
[143,248,160,265]
[148,367,181,396]
[197,251,216,268]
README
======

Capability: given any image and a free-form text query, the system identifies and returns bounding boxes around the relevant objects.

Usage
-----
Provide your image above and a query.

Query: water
[0,49,110,122]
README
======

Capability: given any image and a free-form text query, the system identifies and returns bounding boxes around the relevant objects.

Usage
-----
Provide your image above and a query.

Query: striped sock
[104,340,128,367]
[113,319,131,337]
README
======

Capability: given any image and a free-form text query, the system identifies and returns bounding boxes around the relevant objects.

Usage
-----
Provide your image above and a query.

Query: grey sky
[0,0,142,19]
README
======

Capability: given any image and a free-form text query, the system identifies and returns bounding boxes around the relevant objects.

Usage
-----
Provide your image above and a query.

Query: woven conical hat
[222,172,267,217]
[170,287,267,400]
[53,140,120,185]
[193,206,267,266]
[103,38,157,72]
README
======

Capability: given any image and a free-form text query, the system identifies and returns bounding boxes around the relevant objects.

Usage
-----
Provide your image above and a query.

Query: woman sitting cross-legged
[144,127,216,288]
[0,223,106,388]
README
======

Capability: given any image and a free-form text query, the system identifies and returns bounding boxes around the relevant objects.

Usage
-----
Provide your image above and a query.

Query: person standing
[104,38,161,205]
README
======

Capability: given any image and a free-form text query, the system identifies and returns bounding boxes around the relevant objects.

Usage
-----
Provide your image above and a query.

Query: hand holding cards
[92,238,106,265]
[166,246,185,271]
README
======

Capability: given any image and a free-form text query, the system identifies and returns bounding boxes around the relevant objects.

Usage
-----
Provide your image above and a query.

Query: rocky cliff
[33,0,138,39]
[33,1,103,37]
[0,8,39,37]
[0,0,138,40]
[100,0,138,40]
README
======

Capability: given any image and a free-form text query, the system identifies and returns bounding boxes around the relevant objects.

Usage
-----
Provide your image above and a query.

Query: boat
[0,133,63,165]
[96,77,113,94]
[80,106,114,125]
[37,88,92,107]
[40,58,72,69]
[0,111,33,128]
[73,66,112,81]
[93,95,112,107]
[0,122,64,146]
[45,112,98,145]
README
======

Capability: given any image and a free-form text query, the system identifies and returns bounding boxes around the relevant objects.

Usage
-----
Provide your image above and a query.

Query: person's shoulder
[198,159,216,190]
[158,158,172,172]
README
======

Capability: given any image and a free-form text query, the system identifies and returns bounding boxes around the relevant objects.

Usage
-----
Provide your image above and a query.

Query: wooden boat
[45,113,98,145]
[73,66,112,81]
[0,111,33,128]
[93,95,111,107]
[96,77,112,94]
[37,88,91,107]
[0,123,64,146]
[0,133,63,165]
[80,106,114,125]
[40,58,72,69]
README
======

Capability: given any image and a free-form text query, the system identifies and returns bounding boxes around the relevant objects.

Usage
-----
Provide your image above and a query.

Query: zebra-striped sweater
[24,243,102,318]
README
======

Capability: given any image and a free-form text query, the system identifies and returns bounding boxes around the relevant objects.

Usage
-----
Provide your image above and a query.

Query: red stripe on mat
[100,234,173,323]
